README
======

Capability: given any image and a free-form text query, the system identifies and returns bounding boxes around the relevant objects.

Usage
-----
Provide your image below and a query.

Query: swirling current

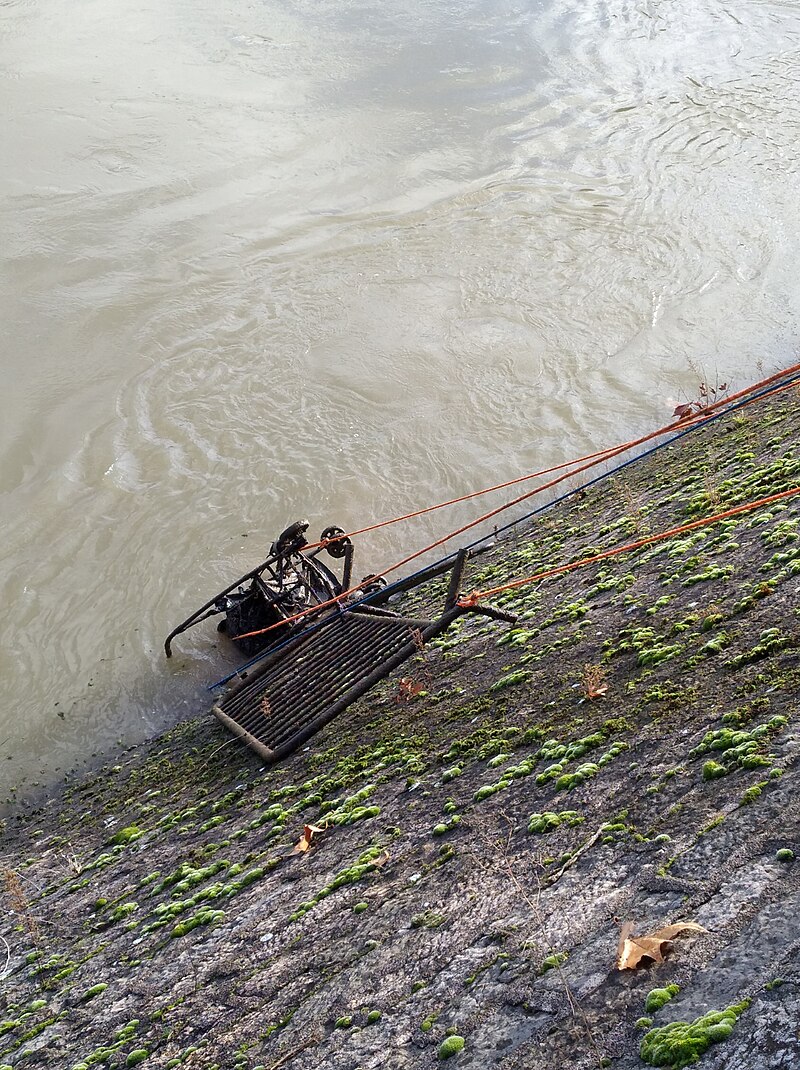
[2,0,800,799]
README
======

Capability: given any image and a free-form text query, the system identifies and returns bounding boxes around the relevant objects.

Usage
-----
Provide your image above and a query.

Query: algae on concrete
[1,388,800,1070]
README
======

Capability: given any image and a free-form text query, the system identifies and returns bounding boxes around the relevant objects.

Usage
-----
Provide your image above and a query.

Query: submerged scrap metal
[164,519,516,762]
[164,518,372,659]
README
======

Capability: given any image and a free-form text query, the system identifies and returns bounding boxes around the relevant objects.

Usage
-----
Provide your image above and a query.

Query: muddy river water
[2,0,800,799]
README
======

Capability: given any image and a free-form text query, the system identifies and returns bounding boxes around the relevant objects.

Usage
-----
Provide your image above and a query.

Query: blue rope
[207,371,799,689]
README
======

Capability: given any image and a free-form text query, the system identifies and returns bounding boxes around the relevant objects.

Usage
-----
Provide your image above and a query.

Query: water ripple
[3,0,800,799]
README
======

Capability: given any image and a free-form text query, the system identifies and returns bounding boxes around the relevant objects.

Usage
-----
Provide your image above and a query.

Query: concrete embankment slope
[1,386,799,1070]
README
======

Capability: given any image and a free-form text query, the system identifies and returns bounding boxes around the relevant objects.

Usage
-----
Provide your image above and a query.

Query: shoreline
[2,383,799,1070]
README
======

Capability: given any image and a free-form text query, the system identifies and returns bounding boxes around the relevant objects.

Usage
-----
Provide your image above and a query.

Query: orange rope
[303,363,800,552]
[458,484,800,607]
[302,444,627,550]
[235,367,800,643]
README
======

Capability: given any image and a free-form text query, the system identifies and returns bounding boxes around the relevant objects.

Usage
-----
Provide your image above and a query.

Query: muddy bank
[1,386,799,1070]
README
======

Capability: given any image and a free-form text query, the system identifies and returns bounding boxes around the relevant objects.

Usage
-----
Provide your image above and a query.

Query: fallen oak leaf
[617,934,668,970]
[617,920,707,970]
[292,823,326,854]
[617,919,672,969]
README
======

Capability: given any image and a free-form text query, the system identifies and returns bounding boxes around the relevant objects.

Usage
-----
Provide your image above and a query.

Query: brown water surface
[2,0,800,798]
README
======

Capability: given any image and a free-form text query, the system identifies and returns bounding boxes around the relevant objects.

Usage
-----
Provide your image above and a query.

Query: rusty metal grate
[210,549,517,763]
[212,609,439,763]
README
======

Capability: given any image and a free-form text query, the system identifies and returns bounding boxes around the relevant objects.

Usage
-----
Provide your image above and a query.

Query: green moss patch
[640,1001,749,1068]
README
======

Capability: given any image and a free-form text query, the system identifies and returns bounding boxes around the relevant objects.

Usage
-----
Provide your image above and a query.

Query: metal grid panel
[212,612,430,760]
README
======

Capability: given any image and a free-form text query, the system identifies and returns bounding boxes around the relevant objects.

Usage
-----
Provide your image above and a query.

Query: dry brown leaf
[292,823,326,854]
[582,664,608,700]
[396,678,424,704]
[617,920,707,970]
[618,935,667,970]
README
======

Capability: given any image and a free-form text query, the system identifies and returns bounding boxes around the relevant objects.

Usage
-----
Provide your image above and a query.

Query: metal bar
[211,706,275,763]
[342,542,354,591]
[349,555,465,609]
[266,636,424,761]
[445,549,468,610]
[348,607,435,628]
[219,616,383,718]
[220,627,314,693]
[212,596,470,762]
[163,551,287,657]
[245,618,409,712]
